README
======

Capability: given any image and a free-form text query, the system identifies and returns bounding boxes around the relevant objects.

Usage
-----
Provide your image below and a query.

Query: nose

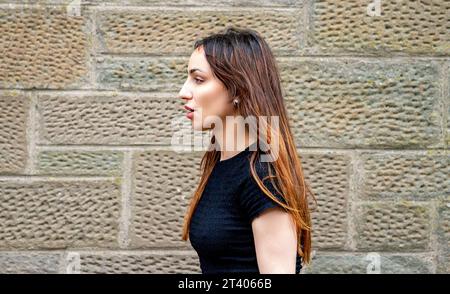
[178,82,192,101]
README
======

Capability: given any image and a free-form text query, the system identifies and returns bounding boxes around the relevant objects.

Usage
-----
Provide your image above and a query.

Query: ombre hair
[181,26,317,265]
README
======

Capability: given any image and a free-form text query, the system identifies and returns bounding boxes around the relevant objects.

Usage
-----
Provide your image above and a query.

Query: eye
[194,78,204,84]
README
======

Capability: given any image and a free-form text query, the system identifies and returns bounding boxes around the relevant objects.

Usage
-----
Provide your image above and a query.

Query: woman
[178,26,316,274]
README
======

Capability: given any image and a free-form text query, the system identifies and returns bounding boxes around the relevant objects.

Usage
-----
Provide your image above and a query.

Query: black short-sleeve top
[188,143,303,273]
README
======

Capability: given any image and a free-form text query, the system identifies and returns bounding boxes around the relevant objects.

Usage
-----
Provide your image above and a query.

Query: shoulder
[240,150,274,179]
[237,153,287,222]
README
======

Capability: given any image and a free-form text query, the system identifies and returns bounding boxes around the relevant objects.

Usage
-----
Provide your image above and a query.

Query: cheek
[195,83,231,117]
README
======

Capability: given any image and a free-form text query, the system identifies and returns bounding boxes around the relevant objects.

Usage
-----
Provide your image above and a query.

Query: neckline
[217,141,258,164]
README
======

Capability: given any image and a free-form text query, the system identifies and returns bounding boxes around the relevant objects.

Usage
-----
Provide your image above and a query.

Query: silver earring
[233,98,239,107]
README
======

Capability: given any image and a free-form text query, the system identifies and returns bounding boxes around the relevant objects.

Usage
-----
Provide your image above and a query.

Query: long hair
[181,26,317,265]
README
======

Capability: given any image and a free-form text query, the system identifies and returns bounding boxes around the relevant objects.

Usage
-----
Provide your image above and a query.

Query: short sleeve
[237,161,287,222]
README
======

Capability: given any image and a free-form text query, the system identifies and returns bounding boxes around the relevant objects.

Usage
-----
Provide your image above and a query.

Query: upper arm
[236,161,298,273]
[251,207,298,274]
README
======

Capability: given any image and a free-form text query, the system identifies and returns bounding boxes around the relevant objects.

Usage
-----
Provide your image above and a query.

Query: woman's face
[178,46,234,131]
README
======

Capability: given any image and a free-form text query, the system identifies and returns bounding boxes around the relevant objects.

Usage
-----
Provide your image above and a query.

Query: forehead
[188,47,211,73]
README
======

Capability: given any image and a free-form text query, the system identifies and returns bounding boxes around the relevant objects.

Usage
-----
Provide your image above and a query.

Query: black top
[189,142,303,274]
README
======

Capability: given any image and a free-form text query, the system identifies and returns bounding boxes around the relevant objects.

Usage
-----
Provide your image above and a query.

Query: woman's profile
[178,26,316,274]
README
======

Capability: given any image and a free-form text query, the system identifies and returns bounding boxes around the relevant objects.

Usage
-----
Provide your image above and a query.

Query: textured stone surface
[130,150,204,248]
[37,93,184,145]
[36,150,123,176]
[65,250,200,274]
[96,57,187,92]
[0,0,301,6]
[0,7,90,89]
[447,62,450,148]
[96,8,302,54]
[0,93,29,174]
[0,180,121,249]
[0,1,448,274]
[437,198,450,273]
[0,252,62,274]
[359,152,450,200]
[355,202,431,251]
[300,153,350,249]
[309,0,450,55]
[281,59,442,148]
[302,252,433,274]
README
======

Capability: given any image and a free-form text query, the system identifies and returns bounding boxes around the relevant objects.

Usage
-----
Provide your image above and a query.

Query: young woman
[178,26,316,274]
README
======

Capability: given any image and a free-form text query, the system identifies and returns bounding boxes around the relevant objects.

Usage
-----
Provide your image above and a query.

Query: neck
[212,117,257,162]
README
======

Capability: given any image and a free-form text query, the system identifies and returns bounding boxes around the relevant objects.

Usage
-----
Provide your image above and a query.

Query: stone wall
[0,0,448,273]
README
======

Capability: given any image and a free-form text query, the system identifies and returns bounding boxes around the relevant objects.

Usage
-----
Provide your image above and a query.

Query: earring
[233,98,239,107]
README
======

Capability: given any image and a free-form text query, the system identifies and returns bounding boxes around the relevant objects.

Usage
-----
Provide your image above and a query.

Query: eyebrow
[188,68,205,74]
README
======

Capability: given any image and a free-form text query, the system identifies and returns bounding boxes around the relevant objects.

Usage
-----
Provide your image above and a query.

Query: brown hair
[181,26,317,265]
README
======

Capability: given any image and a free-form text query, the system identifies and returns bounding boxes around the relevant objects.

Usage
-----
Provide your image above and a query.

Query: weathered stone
[37,150,123,176]
[446,62,450,148]
[0,7,90,89]
[96,8,302,54]
[0,93,29,174]
[308,0,450,55]
[303,252,433,274]
[130,149,203,248]
[359,151,449,200]
[63,250,200,274]
[96,57,187,92]
[0,252,62,274]
[37,93,184,145]
[280,59,442,148]
[355,202,431,251]
[300,153,350,249]
[437,198,450,273]
[0,0,302,6]
[0,180,121,249]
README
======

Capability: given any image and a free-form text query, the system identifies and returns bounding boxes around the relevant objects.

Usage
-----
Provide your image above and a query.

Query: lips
[184,105,195,112]
[184,105,195,120]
